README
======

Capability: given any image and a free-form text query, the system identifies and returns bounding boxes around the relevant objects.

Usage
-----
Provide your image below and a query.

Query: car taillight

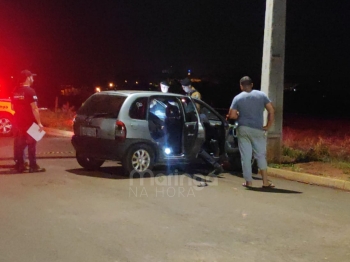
[115,120,126,142]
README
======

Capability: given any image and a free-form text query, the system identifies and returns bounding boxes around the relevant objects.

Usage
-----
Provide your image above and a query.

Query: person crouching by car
[180,77,223,177]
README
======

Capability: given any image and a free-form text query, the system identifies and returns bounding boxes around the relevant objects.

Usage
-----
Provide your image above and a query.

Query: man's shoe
[29,164,46,173]
[14,161,29,173]
[15,165,25,173]
[24,162,30,170]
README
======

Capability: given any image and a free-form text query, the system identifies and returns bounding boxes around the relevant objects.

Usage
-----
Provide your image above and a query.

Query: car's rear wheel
[76,152,105,170]
[226,153,259,174]
[123,144,155,175]
[0,113,13,136]
[225,152,241,171]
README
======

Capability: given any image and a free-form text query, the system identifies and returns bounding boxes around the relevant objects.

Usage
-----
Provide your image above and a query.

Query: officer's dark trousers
[197,148,220,169]
[14,129,37,168]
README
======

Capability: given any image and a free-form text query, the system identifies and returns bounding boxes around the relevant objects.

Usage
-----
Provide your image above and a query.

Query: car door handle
[188,133,195,136]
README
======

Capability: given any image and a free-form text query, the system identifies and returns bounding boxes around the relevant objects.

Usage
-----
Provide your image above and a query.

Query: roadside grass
[280,115,350,173]
[331,161,350,175]
[41,108,75,131]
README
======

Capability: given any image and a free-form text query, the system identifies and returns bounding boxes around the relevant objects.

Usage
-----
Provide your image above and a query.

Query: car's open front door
[192,98,229,156]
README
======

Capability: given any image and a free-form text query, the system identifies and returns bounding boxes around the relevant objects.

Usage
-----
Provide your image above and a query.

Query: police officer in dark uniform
[180,78,200,98]
[11,70,45,173]
[180,77,201,110]
[180,77,224,176]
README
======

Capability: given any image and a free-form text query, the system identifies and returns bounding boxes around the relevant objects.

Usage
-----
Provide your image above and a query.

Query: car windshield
[77,94,126,117]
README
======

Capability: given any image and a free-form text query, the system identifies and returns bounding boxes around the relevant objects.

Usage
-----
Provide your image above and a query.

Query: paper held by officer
[27,122,46,141]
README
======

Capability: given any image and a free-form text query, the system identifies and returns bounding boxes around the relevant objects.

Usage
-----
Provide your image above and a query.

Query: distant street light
[109,82,114,88]
[95,87,101,93]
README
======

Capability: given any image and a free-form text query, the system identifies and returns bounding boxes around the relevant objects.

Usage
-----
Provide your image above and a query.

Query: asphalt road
[0,136,350,262]
[0,135,75,160]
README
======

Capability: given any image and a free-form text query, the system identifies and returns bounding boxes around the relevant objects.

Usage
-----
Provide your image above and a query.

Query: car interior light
[164,148,171,155]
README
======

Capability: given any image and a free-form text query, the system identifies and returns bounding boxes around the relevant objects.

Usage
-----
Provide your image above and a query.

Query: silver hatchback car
[71,90,246,174]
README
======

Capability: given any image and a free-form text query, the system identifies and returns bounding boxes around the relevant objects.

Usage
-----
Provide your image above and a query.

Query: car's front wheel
[76,152,105,170]
[123,144,155,175]
[0,113,14,136]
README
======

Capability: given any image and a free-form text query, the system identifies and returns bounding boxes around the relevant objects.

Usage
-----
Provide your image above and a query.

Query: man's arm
[191,91,201,111]
[191,91,201,100]
[263,102,275,131]
[31,102,44,131]
[227,108,239,120]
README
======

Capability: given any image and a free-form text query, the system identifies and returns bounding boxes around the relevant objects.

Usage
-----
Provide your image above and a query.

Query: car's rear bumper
[71,135,158,161]
[71,135,124,160]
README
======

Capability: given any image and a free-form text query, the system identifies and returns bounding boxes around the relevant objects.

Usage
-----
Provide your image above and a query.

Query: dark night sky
[1,0,350,90]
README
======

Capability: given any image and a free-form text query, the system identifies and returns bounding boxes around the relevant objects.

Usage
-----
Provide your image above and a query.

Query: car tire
[76,152,105,170]
[0,112,14,136]
[251,159,259,174]
[226,153,259,174]
[123,144,155,175]
[227,152,242,171]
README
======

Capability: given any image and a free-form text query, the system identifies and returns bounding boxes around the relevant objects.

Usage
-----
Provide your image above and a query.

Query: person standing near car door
[181,77,223,177]
[160,80,170,93]
[180,77,201,108]
[181,77,202,117]
[11,70,45,173]
[228,76,275,188]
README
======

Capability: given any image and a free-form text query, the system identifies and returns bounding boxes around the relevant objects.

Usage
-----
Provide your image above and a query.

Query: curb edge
[268,167,350,191]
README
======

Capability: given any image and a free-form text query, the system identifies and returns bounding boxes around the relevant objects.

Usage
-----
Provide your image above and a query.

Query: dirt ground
[278,161,350,181]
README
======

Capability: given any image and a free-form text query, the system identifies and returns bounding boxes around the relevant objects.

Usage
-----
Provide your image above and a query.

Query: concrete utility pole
[261,0,287,163]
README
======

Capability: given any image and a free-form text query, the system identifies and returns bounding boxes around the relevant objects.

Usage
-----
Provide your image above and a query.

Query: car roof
[97,90,185,98]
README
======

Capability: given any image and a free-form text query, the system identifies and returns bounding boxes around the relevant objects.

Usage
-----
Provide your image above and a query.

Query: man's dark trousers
[14,129,37,168]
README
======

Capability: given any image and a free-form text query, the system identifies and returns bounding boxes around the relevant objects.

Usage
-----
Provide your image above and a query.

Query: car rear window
[129,97,148,120]
[77,94,126,117]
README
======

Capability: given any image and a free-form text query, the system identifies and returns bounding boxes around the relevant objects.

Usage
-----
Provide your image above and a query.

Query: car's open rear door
[180,97,205,157]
